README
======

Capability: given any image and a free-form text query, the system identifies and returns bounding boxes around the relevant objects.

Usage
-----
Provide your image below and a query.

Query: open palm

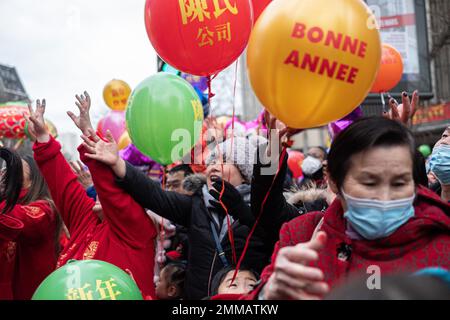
[81,129,119,166]
[25,99,49,142]
[67,91,93,135]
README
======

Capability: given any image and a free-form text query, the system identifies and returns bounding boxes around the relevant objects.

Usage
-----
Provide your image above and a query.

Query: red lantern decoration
[252,0,272,22]
[144,0,253,76]
[0,103,58,140]
[370,44,404,93]
[287,150,305,179]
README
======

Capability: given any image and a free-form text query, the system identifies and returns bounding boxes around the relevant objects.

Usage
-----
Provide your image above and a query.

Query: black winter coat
[116,162,268,299]
[251,145,304,250]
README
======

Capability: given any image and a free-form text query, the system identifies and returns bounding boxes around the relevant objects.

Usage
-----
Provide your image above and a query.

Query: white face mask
[301,156,323,176]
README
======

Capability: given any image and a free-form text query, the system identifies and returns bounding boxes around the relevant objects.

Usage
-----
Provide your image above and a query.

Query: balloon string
[218,172,236,264]
[207,74,218,101]
[218,60,240,265]
[230,147,288,285]
[159,166,167,268]
[207,71,237,264]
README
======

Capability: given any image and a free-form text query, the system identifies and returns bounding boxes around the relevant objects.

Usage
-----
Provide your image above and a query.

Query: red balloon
[287,150,305,179]
[145,0,253,76]
[252,0,272,22]
[370,44,404,93]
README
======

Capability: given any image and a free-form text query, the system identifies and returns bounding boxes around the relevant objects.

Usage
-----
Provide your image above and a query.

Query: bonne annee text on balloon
[284,22,369,84]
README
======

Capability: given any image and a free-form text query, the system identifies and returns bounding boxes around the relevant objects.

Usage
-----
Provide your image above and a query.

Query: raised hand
[67,91,94,135]
[69,160,93,189]
[81,129,120,166]
[264,110,303,157]
[384,90,419,126]
[25,99,49,143]
[263,231,330,300]
[209,176,255,227]
[81,128,127,178]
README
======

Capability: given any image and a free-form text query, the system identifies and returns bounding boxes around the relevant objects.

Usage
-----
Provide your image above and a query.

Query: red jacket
[33,137,157,299]
[0,194,57,300]
[245,186,450,299]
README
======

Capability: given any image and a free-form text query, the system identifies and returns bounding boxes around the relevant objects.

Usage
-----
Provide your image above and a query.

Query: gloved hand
[208,177,255,228]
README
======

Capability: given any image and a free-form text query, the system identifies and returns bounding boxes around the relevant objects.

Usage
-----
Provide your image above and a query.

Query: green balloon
[32,260,143,300]
[418,144,431,158]
[126,73,203,165]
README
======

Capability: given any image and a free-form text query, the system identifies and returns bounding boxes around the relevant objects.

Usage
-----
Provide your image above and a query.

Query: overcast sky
[0,0,157,135]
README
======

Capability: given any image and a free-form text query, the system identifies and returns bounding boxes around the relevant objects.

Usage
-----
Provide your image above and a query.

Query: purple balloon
[119,144,153,166]
[328,106,363,139]
[101,111,126,142]
[119,144,164,181]
[181,73,208,92]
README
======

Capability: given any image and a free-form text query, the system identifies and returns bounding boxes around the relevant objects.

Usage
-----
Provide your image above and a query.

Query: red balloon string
[159,166,167,268]
[207,74,219,101]
[230,147,288,285]
[218,60,240,265]
[206,72,237,264]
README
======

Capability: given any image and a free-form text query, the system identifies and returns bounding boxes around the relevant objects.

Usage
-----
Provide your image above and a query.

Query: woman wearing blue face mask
[244,117,450,301]
[428,126,450,203]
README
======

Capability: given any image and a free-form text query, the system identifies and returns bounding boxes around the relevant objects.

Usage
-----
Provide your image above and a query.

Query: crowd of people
[0,90,449,300]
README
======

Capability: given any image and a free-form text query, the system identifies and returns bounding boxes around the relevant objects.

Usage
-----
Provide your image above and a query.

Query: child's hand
[25,99,49,143]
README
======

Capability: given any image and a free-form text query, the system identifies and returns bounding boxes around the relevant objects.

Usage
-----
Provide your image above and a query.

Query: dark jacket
[116,162,267,300]
[251,145,304,251]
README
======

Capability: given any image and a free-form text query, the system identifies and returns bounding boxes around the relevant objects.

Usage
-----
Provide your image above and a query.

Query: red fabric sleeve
[0,200,55,241]
[79,145,156,248]
[33,136,96,235]
[0,214,24,241]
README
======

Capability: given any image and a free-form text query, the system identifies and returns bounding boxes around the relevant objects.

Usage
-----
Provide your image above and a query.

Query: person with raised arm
[26,94,157,299]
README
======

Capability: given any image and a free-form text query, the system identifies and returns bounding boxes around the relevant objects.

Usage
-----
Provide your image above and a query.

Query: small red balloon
[370,44,404,93]
[145,0,253,76]
[287,150,305,179]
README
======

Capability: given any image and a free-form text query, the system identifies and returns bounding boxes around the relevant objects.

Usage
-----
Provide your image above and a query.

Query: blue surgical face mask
[342,191,415,240]
[427,145,450,185]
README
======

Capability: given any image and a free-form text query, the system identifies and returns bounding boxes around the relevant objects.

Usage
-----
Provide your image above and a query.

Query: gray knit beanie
[206,136,264,184]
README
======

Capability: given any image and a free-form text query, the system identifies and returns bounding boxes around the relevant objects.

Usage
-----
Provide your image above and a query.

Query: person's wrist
[82,125,94,136]
[36,133,50,143]
[111,158,126,178]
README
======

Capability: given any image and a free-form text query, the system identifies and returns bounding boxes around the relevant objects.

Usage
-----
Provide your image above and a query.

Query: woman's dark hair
[210,265,260,296]
[413,149,428,187]
[327,117,416,190]
[0,149,62,255]
[163,263,186,299]
[20,155,53,206]
[0,148,24,214]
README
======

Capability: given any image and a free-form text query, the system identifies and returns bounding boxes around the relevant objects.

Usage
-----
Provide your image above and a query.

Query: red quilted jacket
[245,186,450,299]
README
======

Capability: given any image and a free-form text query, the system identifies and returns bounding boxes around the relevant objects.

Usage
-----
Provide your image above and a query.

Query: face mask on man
[342,191,415,240]
[301,156,322,176]
[427,145,450,185]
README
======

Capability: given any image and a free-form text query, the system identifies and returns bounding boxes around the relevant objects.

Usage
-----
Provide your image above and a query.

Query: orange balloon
[103,79,132,111]
[118,131,131,150]
[247,0,381,129]
[370,44,403,93]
